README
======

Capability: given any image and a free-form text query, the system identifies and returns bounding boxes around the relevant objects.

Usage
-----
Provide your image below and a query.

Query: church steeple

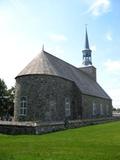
[85,26,90,49]
[82,26,92,66]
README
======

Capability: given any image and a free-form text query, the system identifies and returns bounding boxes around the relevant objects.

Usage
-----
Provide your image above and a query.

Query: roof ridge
[42,50,85,73]
[43,51,97,82]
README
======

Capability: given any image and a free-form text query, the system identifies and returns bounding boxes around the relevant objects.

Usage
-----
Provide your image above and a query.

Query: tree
[116,108,120,113]
[7,86,15,116]
[112,108,116,112]
[0,78,8,117]
[0,79,15,119]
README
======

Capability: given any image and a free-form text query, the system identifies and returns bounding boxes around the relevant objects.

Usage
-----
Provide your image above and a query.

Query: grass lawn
[0,121,120,160]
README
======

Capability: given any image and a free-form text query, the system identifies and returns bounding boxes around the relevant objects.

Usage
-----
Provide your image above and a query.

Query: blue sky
[0,0,120,108]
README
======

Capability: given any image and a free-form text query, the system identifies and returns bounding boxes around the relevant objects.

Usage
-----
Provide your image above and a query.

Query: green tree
[116,108,120,113]
[0,79,15,119]
[7,86,15,116]
[0,78,8,117]
[112,108,116,111]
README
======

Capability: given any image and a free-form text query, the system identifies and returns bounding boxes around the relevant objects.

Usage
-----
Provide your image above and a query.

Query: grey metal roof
[16,50,111,99]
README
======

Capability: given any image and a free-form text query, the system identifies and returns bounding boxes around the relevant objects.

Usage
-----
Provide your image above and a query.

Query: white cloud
[49,34,67,41]
[104,59,120,73]
[84,0,111,16]
[106,31,112,41]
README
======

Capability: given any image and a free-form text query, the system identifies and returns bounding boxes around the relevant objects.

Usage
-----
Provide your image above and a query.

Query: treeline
[0,78,14,120]
[113,108,120,113]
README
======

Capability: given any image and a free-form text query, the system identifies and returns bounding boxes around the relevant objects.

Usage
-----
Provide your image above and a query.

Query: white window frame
[65,97,71,117]
[92,102,96,116]
[20,97,27,116]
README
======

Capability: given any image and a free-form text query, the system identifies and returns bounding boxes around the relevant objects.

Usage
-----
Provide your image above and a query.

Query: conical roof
[16,50,111,99]
[85,27,90,49]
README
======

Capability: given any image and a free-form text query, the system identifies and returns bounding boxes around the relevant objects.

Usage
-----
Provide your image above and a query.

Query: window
[92,102,96,116]
[20,97,27,116]
[65,97,71,117]
[100,104,104,115]
[106,105,109,115]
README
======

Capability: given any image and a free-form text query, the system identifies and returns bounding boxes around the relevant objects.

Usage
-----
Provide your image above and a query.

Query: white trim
[19,97,27,116]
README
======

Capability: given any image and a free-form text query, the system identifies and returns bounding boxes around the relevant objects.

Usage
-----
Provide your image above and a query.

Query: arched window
[65,97,71,117]
[20,97,27,116]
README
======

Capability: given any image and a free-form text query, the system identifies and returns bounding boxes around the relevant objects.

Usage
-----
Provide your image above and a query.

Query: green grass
[0,121,120,160]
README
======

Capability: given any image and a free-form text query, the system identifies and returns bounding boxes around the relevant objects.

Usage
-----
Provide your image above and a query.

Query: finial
[42,44,44,51]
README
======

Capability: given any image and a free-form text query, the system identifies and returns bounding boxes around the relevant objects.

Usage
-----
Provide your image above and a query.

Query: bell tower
[82,26,92,65]
[79,26,96,81]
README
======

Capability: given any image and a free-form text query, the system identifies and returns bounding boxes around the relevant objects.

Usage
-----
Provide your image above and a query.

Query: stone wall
[81,94,112,119]
[14,75,82,122]
[0,121,65,135]
[0,117,119,135]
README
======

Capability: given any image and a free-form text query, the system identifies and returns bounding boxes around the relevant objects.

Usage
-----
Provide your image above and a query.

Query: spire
[82,25,92,66]
[85,25,90,49]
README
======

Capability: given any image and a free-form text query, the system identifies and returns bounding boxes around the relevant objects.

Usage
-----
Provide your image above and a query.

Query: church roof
[16,50,111,100]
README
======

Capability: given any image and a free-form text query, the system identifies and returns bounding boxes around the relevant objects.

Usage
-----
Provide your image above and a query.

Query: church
[14,28,112,122]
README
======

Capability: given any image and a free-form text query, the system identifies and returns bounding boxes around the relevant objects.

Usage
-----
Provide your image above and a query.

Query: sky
[0,0,120,108]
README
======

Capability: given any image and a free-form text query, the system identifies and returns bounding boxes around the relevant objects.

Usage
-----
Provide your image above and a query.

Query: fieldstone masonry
[14,74,112,122]
[82,94,112,119]
[14,75,82,122]
[0,117,119,135]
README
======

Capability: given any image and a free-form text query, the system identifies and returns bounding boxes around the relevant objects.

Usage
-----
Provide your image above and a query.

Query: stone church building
[14,29,112,122]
